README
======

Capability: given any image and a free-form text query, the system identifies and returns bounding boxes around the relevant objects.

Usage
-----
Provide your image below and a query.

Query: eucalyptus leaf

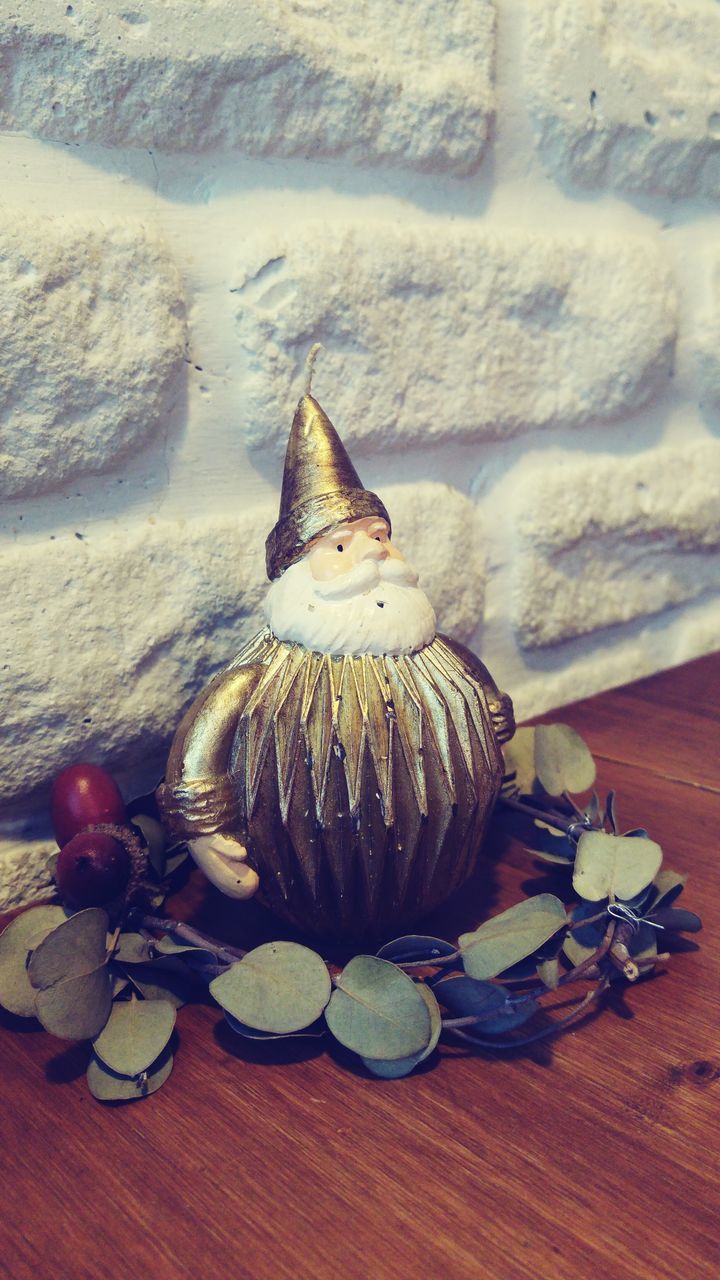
[562,900,605,967]
[471,996,540,1037]
[28,908,109,989]
[650,870,687,911]
[35,967,112,1041]
[225,1012,326,1040]
[536,957,560,990]
[210,942,331,1034]
[502,727,536,795]
[534,723,596,797]
[28,908,112,1040]
[434,975,508,1020]
[573,831,662,902]
[647,907,702,934]
[362,984,442,1079]
[0,905,66,1017]
[629,923,658,965]
[434,975,538,1036]
[112,932,154,965]
[459,894,568,980]
[93,998,176,1076]
[376,936,458,965]
[86,1046,174,1102]
[152,936,217,963]
[325,956,431,1061]
[130,814,166,875]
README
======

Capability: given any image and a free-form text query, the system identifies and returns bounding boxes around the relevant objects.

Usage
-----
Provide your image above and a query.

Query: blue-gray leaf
[362,984,442,1078]
[376,936,457,965]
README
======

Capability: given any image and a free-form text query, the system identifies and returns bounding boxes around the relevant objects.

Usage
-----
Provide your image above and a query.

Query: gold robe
[158,628,513,940]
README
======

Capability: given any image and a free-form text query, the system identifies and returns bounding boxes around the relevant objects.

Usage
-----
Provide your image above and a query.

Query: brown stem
[137,914,246,966]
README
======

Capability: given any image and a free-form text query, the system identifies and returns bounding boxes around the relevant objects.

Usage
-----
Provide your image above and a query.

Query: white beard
[264,554,437,656]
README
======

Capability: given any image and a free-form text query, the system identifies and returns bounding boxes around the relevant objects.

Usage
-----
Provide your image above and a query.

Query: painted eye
[336,544,344,552]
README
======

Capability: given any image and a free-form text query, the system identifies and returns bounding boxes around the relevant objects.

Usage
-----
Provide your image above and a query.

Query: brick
[0,212,185,497]
[379,482,486,643]
[526,0,720,199]
[232,224,677,454]
[512,441,720,648]
[0,0,495,174]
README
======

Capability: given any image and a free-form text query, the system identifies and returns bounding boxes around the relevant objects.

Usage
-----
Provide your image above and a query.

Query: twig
[135,914,246,966]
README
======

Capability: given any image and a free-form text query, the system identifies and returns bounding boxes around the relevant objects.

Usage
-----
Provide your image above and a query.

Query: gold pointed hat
[265,392,390,580]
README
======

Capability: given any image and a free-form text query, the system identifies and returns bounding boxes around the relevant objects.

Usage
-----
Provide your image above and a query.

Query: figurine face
[264,515,436,657]
[307,517,404,582]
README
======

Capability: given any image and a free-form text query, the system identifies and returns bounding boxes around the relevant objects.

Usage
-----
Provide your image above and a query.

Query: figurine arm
[157,662,263,841]
[439,634,515,745]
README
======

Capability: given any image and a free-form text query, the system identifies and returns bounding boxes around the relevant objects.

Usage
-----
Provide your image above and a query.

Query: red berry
[51,763,127,847]
[56,832,131,908]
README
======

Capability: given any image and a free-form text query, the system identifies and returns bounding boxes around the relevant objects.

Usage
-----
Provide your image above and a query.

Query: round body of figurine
[158,386,513,941]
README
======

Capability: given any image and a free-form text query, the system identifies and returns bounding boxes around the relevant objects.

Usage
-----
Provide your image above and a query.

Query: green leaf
[0,905,66,1017]
[93,997,176,1076]
[28,908,112,1040]
[502,727,536,795]
[361,984,442,1079]
[325,956,431,1061]
[459,895,568,980]
[534,724,596,797]
[112,933,154,965]
[572,831,662,902]
[536,957,560,990]
[210,942,331,1034]
[86,1046,174,1102]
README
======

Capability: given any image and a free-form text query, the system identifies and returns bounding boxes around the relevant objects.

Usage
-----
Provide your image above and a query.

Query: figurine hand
[189,833,260,900]
[488,690,515,745]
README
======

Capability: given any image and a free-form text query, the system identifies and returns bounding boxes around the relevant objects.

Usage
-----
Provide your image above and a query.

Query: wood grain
[1,655,718,1280]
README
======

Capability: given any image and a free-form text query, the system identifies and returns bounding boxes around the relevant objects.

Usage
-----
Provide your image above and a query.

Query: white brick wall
[1,0,719,906]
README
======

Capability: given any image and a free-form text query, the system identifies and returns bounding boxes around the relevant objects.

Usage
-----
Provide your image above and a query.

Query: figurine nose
[354,532,388,562]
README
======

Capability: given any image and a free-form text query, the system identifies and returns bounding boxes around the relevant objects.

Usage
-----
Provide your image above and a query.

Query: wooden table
[1,655,718,1280]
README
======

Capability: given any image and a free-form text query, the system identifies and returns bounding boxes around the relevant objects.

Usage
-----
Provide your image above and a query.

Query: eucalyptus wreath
[0,723,702,1101]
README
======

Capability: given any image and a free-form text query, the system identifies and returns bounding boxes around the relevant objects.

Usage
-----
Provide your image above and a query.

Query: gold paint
[159,629,514,942]
[265,394,390,580]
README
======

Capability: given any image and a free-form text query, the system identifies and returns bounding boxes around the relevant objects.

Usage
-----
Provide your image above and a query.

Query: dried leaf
[562,900,605,967]
[534,724,596,797]
[86,1046,173,1101]
[210,942,331,1035]
[325,956,431,1061]
[130,814,166,876]
[93,998,175,1076]
[459,895,567,980]
[35,968,112,1041]
[0,905,66,1017]
[573,831,662,902]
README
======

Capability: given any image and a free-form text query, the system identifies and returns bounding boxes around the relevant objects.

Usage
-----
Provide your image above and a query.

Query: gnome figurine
[158,363,514,940]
